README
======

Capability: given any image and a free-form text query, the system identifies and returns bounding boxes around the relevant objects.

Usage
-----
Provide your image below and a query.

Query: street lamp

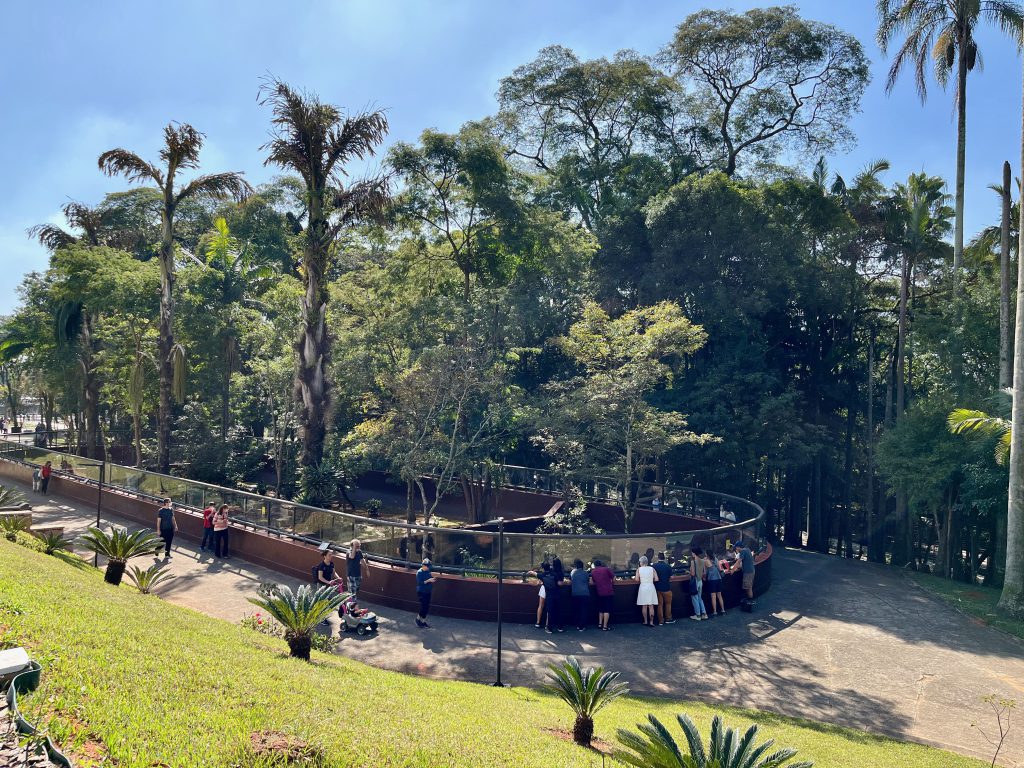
[491,517,507,687]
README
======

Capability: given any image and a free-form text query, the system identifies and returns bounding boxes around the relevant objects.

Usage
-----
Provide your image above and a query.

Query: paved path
[11,477,1024,765]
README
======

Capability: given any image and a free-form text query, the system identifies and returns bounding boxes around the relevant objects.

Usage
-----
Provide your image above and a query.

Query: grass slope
[0,541,988,768]
[910,572,1024,642]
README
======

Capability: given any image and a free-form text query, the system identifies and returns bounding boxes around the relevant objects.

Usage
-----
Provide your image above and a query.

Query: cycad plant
[127,564,173,594]
[35,531,73,555]
[247,584,344,660]
[0,515,31,542]
[545,655,629,747]
[614,713,813,768]
[82,527,162,585]
[0,483,26,508]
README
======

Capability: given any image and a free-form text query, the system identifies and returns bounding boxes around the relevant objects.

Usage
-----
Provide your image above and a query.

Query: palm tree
[948,390,1012,464]
[82,526,162,585]
[247,584,343,660]
[258,79,389,480]
[545,656,629,746]
[614,713,813,768]
[877,0,1024,286]
[98,124,252,472]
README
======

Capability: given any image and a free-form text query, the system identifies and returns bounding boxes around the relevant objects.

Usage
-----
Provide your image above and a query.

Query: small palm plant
[0,483,26,507]
[545,655,629,747]
[0,515,32,542]
[82,526,162,586]
[127,564,173,594]
[35,531,73,555]
[614,713,813,768]
[247,584,344,661]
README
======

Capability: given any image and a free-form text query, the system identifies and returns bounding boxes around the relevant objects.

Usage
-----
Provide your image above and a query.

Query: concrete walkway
[10,477,1024,765]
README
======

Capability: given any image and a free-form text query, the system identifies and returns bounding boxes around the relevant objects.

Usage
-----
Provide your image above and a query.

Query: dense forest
[2,6,1022,600]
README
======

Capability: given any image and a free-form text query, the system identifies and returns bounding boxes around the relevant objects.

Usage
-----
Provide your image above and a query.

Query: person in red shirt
[200,504,215,552]
[589,559,616,631]
[39,461,52,495]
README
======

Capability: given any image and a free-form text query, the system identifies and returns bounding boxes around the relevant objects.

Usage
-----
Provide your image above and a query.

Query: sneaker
[557,627,564,632]
[415,618,425,628]
[577,627,585,632]
[701,615,709,620]
[422,621,431,628]
[534,623,542,629]
[689,615,702,621]
[665,619,676,624]
[545,627,553,634]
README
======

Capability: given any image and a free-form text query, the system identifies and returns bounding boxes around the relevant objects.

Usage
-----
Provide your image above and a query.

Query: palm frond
[324,110,390,179]
[98,149,163,186]
[27,223,76,252]
[160,122,204,173]
[329,177,391,230]
[246,584,343,636]
[176,172,253,205]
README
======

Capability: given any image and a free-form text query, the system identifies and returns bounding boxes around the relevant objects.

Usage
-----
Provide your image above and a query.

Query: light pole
[93,461,105,567]
[492,517,507,687]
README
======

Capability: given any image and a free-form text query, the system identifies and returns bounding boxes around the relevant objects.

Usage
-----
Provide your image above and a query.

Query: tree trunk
[1000,160,1013,389]
[157,207,175,474]
[132,403,143,467]
[572,714,594,747]
[295,237,330,473]
[287,633,312,661]
[952,43,967,281]
[221,333,234,442]
[406,479,416,525]
[82,314,102,460]
[1000,64,1024,618]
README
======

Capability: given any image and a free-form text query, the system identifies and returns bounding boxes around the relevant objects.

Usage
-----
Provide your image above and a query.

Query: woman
[590,559,615,631]
[635,555,659,626]
[705,551,725,616]
[415,559,437,628]
[689,546,709,620]
[569,559,590,631]
[213,504,230,559]
[534,571,547,629]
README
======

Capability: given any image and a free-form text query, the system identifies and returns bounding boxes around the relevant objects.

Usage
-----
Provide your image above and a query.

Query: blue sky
[1,0,1021,314]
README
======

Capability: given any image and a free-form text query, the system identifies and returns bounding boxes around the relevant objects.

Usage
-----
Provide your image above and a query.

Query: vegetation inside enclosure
[0,540,992,768]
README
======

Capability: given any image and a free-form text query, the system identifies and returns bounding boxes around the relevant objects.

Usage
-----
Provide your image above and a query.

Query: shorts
[538,585,546,599]
[347,576,362,594]
[705,579,722,594]
[596,594,613,613]
[742,572,755,591]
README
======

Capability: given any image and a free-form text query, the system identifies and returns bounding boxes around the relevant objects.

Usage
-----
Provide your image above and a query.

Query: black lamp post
[492,517,507,687]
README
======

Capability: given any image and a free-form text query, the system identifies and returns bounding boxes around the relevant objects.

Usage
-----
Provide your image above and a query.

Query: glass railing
[0,438,764,577]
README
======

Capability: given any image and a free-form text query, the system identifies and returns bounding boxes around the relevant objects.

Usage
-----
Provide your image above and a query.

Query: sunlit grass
[910,571,1024,641]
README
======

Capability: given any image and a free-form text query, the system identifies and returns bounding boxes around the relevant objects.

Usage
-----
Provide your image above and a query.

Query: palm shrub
[247,584,344,660]
[127,564,173,594]
[614,713,813,768]
[35,530,73,555]
[0,515,32,542]
[0,484,26,507]
[545,655,629,747]
[82,526,162,586]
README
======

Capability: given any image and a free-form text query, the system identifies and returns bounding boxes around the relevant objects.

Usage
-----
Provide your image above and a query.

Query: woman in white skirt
[635,555,659,626]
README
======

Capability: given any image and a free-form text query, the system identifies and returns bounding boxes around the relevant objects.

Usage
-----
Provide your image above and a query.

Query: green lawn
[0,541,989,768]
[909,572,1024,642]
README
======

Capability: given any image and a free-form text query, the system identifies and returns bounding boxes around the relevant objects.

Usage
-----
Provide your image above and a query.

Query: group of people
[30,461,52,494]
[154,499,231,559]
[529,541,756,633]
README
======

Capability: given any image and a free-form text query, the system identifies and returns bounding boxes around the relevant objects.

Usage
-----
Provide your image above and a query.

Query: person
[346,539,370,595]
[689,546,709,620]
[200,504,215,552]
[212,504,230,559]
[705,551,725,616]
[731,540,756,602]
[156,498,177,558]
[636,556,658,626]
[0,417,6,434]
[719,504,736,523]
[415,559,437,628]
[551,555,565,583]
[653,552,675,625]
[527,563,564,633]
[533,571,547,629]
[32,422,45,448]
[317,550,344,587]
[39,461,52,495]
[31,466,40,493]
[652,495,662,511]
[569,559,590,631]
[590,559,615,631]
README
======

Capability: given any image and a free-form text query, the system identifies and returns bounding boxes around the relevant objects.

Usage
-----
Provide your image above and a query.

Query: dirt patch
[242,730,328,766]
[543,727,615,755]
[963,590,986,600]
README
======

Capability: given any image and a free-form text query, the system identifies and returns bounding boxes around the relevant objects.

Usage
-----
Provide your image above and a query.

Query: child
[705,551,725,616]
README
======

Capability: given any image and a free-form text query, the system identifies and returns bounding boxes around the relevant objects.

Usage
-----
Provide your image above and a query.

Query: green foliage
[0,515,31,541]
[614,713,813,768]
[536,488,604,535]
[247,584,344,660]
[298,461,343,508]
[545,655,629,746]
[126,563,173,594]
[35,530,73,555]
[82,526,161,564]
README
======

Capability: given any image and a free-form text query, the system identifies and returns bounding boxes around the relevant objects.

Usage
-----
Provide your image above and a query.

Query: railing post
[493,518,506,687]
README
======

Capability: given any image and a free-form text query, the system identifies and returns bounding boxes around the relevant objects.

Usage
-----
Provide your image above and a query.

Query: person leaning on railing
[212,504,230,559]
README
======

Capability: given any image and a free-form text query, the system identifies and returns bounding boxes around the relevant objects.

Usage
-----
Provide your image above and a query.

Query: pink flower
[257,619,263,625]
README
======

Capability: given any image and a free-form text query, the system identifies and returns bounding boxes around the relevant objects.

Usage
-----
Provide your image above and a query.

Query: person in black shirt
[317,551,343,588]
[156,498,177,558]
[527,563,565,633]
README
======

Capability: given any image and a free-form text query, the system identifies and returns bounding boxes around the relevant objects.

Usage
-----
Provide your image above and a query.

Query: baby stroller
[337,592,378,635]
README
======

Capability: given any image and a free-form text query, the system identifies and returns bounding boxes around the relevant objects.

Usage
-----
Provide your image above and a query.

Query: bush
[241,610,337,655]
[247,584,344,660]
[365,498,382,518]
[127,563,173,594]
[35,530,73,555]
[545,655,628,747]
[82,526,162,585]
[614,713,813,768]
[0,484,26,508]
[0,515,32,542]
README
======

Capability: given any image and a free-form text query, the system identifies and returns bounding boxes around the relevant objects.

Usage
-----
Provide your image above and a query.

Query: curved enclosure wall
[0,438,771,623]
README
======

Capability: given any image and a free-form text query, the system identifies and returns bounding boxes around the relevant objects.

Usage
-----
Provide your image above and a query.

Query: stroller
[337,591,378,636]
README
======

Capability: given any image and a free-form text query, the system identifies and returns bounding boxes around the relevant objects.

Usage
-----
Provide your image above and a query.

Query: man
[653,552,675,625]
[156,498,177,558]
[415,559,437,628]
[39,461,52,495]
[200,504,215,552]
[346,539,370,595]
[590,558,615,631]
[731,540,755,601]
[317,550,343,587]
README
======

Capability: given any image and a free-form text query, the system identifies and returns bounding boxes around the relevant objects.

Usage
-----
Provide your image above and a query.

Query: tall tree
[877,0,1024,284]
[259,79,389,482]
[1001,161,1013,389]
[98,123,251,472]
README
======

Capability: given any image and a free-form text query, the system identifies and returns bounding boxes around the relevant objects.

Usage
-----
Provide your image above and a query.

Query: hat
[421,558,431,565]
[733,540,745,549]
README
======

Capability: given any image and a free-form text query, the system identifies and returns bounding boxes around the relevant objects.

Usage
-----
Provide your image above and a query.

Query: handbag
[687,576,699,595]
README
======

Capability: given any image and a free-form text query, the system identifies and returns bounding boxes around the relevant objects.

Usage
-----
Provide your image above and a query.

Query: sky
[1,0,1022,314]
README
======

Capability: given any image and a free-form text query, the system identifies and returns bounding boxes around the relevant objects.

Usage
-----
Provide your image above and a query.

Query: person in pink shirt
[589,559,615,631]
[212,504,230,559]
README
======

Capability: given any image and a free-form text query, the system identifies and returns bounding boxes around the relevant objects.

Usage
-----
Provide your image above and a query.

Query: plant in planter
[365,498,382,518]
[0,515,31,542]
[0,484,26,508]
[35,531,73,555]
[82,526,162,585]
[247,584,344,661]
[545,655,628,747]
[126,564,173,594]
[614,713,813,768]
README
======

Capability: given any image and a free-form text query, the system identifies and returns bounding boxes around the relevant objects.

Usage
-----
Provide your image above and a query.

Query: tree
[667,7,869,176]
[259,79,389,484]
[536,301,714,532]
[877,0,1024,284]
[98,123,252,472]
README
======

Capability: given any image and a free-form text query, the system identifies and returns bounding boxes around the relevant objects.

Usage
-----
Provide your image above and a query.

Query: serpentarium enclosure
[0,436,769,623]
